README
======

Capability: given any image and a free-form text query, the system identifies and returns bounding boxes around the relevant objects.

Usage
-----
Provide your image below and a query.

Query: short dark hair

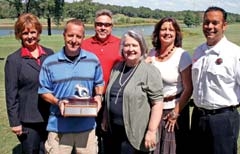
[63,18,85,34]
[204,6,227,21]
[152,17,182,50]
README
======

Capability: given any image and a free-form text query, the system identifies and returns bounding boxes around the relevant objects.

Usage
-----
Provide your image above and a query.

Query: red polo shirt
[82,35,122,92]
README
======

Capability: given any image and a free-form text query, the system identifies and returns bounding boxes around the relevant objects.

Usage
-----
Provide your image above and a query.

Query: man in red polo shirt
[81,9,122,154]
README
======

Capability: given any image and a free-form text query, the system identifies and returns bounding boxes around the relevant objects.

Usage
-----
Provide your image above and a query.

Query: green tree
[120,6,138,17]
[138,7,152,18]
[0,1,14,18]
[64,0,96,23]
[194,12,201,26]
[6,0,23,17]
[183,11,195,27]
[40,0,64,35]
[3,0,64,35]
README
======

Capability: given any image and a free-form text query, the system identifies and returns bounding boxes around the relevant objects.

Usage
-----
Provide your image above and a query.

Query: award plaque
[63,84,98,117]
[64,97,98,117]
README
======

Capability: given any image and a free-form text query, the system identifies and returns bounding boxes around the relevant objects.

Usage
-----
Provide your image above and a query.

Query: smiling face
[122,35,142,66]
[159,21,176,46]
[63,23,85,56]
[94,15,113,42]
[203,10,227,46]
[21,25,40,50]
[14,13,42,51]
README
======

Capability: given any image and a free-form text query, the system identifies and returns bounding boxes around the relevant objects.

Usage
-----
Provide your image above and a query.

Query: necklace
[158,46,175,60]
[114,62,139,104]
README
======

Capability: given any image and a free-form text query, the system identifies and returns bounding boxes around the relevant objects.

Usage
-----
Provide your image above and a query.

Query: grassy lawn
[0,35,64,154]
[0,23,240,153]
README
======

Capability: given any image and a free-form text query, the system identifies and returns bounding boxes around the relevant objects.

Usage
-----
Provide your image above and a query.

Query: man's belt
[196,106,237,115]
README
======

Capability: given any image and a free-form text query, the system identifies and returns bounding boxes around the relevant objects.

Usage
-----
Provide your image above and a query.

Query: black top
[109,65,137,126]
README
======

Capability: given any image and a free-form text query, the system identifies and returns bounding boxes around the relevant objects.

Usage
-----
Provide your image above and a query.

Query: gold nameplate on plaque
[64,97,98,117]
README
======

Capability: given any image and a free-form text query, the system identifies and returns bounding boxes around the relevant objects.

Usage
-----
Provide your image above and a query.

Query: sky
[66,0,240,14]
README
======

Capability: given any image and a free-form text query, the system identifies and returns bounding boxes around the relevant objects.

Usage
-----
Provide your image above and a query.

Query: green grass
[0,23,240,153]
[0,35,64,154]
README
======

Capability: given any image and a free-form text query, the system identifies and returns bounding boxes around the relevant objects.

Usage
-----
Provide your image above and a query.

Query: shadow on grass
[12,144,21,154]
[6,117,240,154]
[11,144,76,154]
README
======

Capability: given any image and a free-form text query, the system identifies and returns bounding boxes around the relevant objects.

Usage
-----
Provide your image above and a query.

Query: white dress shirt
[192,36,240,109]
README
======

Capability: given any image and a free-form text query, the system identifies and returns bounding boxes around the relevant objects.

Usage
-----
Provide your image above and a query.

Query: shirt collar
[58,47,87,61]
[91,35,115,45]
[21,45,46,58]
[204,36,227,55]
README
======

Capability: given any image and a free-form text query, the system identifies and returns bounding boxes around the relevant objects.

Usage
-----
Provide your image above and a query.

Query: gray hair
[95,9,113,20]
[120,30,148,59]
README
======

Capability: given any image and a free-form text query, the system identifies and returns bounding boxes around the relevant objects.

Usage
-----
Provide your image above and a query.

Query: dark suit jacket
[5,46,54,127]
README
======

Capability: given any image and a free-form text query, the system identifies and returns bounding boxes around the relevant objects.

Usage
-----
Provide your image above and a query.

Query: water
[0,25,154,37]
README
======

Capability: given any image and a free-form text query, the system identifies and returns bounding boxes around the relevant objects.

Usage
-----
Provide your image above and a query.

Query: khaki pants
[45,129,97,154]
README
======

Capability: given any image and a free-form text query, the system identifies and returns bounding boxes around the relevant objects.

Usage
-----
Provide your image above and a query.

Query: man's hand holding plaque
[58,99,69,116]
[93,94,103,112]
[63,84,98,117]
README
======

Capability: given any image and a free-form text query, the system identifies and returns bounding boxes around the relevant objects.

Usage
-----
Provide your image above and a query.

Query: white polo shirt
[192,36,240,110]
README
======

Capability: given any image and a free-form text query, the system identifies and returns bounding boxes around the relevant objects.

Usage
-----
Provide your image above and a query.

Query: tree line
[1,0,240,28]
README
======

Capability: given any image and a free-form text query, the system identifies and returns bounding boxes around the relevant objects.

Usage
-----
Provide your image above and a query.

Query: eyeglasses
[95,22,112,27]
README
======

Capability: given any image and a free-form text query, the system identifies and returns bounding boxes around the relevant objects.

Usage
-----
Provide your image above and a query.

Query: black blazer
[5,46,54,127]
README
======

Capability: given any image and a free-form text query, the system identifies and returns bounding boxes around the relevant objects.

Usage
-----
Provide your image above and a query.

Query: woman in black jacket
[5,13,54,154]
